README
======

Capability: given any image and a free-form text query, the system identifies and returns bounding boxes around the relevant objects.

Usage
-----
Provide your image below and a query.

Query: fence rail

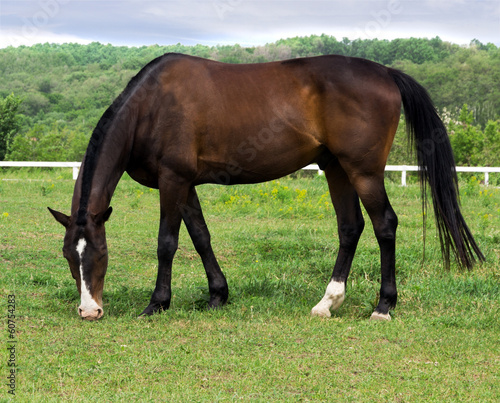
[303,164,500,186]
[1,161,500,185]
[0,161,81,180]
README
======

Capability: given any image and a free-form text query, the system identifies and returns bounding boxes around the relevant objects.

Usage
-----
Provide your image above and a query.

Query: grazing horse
[49,53,484,321]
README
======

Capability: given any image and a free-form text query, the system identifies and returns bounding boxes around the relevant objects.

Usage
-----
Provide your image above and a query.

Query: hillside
[0,36,499,165]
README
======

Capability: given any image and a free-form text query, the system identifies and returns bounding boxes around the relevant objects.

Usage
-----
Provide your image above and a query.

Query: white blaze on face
[76,238,101,314]
[311,280,345,318]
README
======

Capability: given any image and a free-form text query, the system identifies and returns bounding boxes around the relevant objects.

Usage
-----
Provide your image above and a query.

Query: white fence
[303,164,500,186]
[1,161,500,186]
[385,165,500,186]
[0,161,81,180]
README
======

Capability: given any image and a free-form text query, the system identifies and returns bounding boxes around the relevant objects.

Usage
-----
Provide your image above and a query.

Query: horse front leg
[140,179,187,317]
[181,187,228,308]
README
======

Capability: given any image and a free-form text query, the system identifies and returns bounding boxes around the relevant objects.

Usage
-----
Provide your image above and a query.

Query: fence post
[485,171,489,186]
[401,170,406,186]
[73,166,79,180]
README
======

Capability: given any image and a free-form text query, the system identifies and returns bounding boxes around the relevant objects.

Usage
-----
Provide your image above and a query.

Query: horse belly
[196,127,322,185]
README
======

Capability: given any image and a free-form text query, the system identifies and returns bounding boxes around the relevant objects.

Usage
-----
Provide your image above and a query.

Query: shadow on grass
[49,270,387,320]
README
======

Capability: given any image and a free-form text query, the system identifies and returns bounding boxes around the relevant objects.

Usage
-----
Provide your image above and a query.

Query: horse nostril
[77,306,103,319]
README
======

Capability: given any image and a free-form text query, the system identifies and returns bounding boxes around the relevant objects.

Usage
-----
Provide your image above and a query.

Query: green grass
[1,169,499,402]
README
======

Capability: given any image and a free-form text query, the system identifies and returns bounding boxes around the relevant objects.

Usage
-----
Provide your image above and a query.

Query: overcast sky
[0,0,499,49]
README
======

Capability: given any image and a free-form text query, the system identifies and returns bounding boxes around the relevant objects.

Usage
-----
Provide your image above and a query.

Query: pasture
[1,170,499,401]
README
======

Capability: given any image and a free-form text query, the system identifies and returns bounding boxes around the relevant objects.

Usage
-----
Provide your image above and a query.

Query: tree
[6,123,88,162]
[449,105,485,166]
[0,93,22,160]
[482,120,500,166]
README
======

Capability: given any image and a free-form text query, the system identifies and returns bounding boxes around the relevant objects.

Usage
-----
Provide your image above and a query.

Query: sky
[0,0,499,49]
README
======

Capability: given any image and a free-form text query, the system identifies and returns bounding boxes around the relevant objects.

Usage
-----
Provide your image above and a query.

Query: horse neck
[71,118,133,218]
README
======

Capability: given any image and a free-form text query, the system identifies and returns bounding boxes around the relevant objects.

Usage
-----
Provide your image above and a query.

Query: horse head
[48,206,112,320]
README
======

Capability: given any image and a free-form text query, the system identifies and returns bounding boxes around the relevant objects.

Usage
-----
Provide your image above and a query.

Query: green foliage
[6,123,88,161]
[449,105,485,165]
[448,105,500,166]
[393,44,500,127]
[483,120,500,166]
[275,35,454,65]
[0,38,499,164]
[386,117,414,166]
[0,93,22,160]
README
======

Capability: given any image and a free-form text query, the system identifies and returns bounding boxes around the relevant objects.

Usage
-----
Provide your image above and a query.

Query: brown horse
[49,53,484,321]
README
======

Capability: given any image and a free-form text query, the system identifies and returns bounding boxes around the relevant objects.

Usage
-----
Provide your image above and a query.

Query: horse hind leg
[350,172,398,321]
[311,160,365,317]
[181,187,229,308]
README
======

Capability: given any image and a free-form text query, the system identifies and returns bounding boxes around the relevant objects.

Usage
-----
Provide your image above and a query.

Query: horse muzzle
[78,305,104,320]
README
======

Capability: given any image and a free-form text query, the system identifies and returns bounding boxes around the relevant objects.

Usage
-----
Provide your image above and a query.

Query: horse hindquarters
[312,72,401,319]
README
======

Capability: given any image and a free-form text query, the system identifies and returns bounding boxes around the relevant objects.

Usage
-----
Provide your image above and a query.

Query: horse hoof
[311,306,331,318]
[370,311,391,321]
[139,303,168,317]
[138,310,153,318]
[208,296,227,310]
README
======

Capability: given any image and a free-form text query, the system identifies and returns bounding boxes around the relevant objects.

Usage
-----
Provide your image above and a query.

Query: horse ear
[48,207,71,228]
[92,206,113,225]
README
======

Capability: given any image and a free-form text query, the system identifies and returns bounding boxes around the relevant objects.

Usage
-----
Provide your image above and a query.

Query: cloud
[0,28,93,48]
[0,0,498,48]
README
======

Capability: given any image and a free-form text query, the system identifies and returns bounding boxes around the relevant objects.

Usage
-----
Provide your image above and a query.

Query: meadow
[1,169,499,402]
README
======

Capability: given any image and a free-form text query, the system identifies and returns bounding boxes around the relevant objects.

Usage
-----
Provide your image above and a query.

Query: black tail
[388,69,484,269]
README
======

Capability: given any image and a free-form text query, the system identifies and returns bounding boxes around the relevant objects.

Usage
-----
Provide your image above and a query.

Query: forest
[0,35,499,166]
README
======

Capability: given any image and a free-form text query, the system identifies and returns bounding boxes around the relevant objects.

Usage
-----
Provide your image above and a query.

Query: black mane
[76,53,182,225]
